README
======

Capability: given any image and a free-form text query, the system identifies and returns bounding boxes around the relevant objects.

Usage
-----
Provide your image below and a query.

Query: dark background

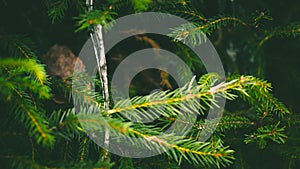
[1,0,300,168]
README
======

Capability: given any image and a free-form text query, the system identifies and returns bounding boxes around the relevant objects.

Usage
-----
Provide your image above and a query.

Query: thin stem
[86,0,110,160]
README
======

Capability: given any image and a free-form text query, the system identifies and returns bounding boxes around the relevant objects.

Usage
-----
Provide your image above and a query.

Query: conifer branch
[0,58,51,98]
[73,73,290,167]
[258,23,300,48]
[0,57,53,146]
[176,9,207,22]
[74,7,116,32]
[105,74,282,123]
[77,114,234,168]
[13,95,55,146]
[79,135,89,161]
[47,0,70,23]
[245,122,287,149]
[169,16,247,46]
[228,75,290,118]
[0,35,38,59]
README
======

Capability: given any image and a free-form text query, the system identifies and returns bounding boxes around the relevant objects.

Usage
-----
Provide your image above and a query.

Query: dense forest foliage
[0,0,300,168]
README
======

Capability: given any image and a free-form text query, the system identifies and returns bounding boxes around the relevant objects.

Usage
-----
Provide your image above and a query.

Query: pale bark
[87,0,110,159]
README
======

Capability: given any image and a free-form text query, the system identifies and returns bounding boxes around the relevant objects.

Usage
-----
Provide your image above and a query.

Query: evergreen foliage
[1,0,299,168]
[0,57,53,146]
